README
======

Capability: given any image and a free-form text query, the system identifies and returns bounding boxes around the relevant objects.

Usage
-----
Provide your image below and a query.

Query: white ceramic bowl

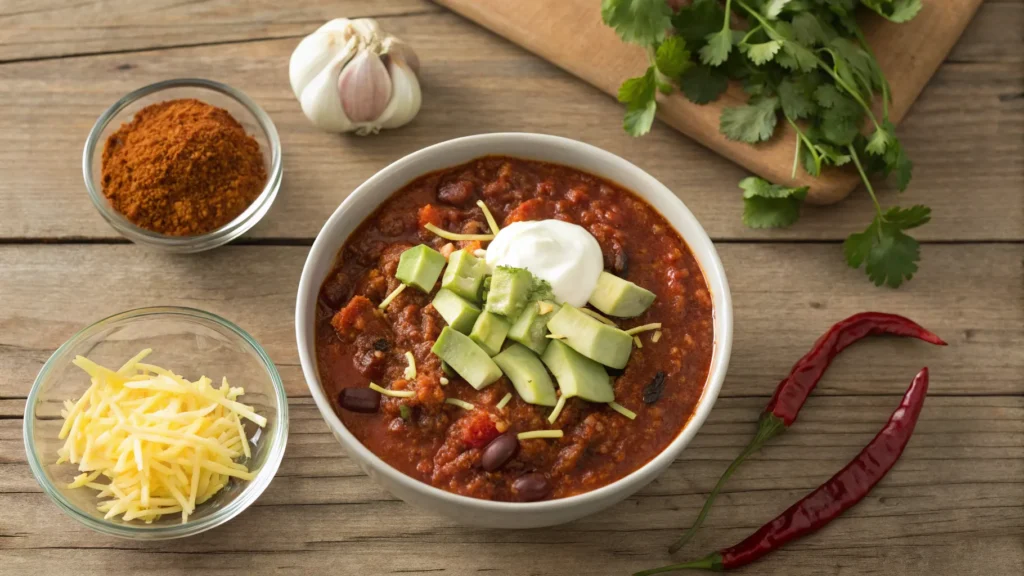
[295,133,732,528]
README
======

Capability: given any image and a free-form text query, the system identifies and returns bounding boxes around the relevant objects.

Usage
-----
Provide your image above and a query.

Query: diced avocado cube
[546,305,633,369]
[485,266,534,320]
[441,250,489,303]
[469,312,511,356]
[431,326,503,390]
[432,288,481,333]
[395,245,447,293]
[508,300,561,355]
[493,344,557,406]
[540,340,613,403]
[588,271,656,317]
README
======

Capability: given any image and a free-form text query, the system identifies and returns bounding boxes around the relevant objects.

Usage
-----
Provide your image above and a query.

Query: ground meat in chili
[315,156,714,502]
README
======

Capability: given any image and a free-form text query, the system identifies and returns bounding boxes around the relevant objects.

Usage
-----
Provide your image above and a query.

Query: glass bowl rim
[22,305,289,539]
[82,78,283,251]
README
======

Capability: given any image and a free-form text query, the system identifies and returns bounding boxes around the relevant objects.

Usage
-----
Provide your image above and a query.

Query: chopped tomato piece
[462,412,500,448]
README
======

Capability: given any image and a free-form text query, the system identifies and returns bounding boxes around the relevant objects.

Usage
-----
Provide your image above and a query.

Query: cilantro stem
[734,0,883,132]
[739,24,763,45]
[848,145,883,217]
[786,115,820,175]
[853,27,890,121]
[791,130,801,179]
[720,0,733,32]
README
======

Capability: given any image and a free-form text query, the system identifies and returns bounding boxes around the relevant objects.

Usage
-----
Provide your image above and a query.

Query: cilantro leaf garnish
[600,0,673,45]
[778,77,817,120]
[529,278,556,302]
[739,177,808,228]
[618,67,658,136]
[741,40,783,66]
[844,206,929,288]
[672,0,725,49]
[763,0,792,19]
[700,28,734,66]
[720,97,779,143]
[655,36,692,78]
[679,65,729,104]
[862,0,923,23]
[603,0,929,288]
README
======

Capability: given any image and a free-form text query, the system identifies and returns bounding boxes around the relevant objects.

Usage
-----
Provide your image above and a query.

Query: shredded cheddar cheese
[56,349,264,524]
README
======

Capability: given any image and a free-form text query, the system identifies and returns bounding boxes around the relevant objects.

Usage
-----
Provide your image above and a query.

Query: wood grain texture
[434,0,985,205]
[2,396,1022,575]
[0,0,437,61]
[0,6,1020,242]
[0,244,1020,405]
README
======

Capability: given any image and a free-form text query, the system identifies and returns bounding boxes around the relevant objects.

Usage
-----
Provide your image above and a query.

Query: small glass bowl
[83,79,283,253]
[24,307,289,539]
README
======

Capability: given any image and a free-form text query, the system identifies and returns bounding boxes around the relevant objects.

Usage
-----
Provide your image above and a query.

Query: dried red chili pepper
[637,368,930,574]
[670,312,945,552]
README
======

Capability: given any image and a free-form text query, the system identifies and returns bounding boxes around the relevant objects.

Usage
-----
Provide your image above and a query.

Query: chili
[670,312,946,551]
[637,367,930,574]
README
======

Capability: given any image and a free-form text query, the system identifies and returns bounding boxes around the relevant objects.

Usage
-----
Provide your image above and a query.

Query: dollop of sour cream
[485,220,603,307]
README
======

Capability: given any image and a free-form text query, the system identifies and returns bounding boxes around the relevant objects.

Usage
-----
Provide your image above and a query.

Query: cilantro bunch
[602,0,929,287]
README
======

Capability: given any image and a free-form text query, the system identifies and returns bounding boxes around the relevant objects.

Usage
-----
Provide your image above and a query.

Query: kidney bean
[512,472,551,502]
[338,387,381,413]
[481,433,518,472]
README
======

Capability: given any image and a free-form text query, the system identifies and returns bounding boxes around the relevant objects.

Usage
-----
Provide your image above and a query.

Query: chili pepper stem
[634,553,724,575]
[669,414,786,553]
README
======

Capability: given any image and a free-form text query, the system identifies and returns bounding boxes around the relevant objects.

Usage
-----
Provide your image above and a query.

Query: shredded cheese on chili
[517,430,563,440]
[56,350,264,524]
[423,222,495,242]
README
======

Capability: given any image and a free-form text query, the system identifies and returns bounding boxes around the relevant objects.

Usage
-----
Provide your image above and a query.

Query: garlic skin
[289,18,422,135]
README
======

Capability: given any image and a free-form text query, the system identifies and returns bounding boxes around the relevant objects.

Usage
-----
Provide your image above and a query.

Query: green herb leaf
[624,99,658,136]
[618,67,657,105]
[679,65,729,104]
[655,36,692,78]
[862,0,923,23]
[844,206,930,288]
[778,77,817,120]
[763,0,792,19]
[865,125,892,155]
[600,0,673,45]
[700,28,734,66]
[672,0,725,49]
[720,97,779,143]
[618,67,659,137]
[739,177,808,228]
[741,40,783,65]
[399,405,412,421]
[790,11,834,46]
[879,121,913,190]
[529,278,556,302]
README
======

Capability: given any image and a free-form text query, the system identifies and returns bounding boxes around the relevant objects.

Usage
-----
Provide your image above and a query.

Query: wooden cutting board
[433,0,983,205]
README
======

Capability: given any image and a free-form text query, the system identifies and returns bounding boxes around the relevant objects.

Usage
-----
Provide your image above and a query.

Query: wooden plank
[0,0,437,61]
[1,244,1020,402]
[434,0,984,205]
[3,396,1021,575]
[948,0,1024,63]
[0,10,1020,242]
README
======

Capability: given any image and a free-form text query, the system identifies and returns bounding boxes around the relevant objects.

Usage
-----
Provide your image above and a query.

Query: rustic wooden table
[1,1,1021,575]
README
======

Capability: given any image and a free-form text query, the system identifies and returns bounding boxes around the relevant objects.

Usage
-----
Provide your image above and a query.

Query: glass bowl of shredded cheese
[23,306,288,539]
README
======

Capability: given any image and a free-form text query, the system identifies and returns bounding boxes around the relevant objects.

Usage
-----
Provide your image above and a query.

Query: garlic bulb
[289,18,422,135]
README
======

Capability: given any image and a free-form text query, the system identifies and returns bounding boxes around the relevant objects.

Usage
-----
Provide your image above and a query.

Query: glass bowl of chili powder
[83,78,282,253]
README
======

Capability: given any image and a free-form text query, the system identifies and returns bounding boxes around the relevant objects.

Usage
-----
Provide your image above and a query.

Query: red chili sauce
[315,156,714,502]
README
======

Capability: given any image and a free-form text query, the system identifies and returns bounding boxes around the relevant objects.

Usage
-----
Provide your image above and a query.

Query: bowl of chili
[295,133,733,528]
[83,78,283,253]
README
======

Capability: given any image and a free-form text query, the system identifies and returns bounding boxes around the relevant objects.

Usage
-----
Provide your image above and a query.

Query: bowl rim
[23,305,289,539]
[82,78,283,252]
[295,132,733,514]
